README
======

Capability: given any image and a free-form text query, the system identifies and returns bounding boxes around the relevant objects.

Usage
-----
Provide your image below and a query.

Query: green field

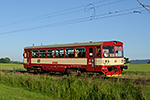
[124,64,150,73]
[0,63,24,70]
[0,63,150,99]
[122,64,150,99]
[0,72,146,100]
[121,64,150,80]
[0,83,59,100]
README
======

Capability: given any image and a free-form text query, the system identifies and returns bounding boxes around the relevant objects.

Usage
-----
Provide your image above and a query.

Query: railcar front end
[97,41,127,76]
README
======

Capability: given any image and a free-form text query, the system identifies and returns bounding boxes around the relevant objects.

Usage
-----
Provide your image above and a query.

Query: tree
[4,57,11,63]
[148,60,150,64]
[0,57,11,63]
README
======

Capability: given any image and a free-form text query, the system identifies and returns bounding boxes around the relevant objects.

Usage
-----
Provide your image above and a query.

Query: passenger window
[47,49,54,57]
[40,50,46,57]
[32,50,38,58]
[75,48,85,57]
[96,46,101,57]
[65,48,74,57]
[56,49,64,57]
[89,48,93,57]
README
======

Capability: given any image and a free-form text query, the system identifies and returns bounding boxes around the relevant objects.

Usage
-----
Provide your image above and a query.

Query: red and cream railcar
[23,41,127,76]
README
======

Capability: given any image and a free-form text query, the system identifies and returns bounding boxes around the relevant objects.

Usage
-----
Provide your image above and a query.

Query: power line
[0,0,125,28]
[0,0,148,35]
[0,7,146,35]
[97,0,125,8]
[0,0,108,28]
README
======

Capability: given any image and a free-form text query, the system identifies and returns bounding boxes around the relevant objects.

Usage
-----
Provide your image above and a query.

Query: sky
[0,0,149,61]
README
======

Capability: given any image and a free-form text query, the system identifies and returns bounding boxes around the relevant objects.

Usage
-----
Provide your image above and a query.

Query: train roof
[24,41,122,49]
[24,41,105,49]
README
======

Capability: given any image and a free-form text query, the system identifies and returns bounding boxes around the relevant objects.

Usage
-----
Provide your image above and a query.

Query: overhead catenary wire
[0,0,109,28]
[0,6,147,35]
[0,0,125,28]
[0,0,149,35]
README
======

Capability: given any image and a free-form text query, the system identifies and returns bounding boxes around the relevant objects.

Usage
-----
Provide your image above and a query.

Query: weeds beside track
[0,71,146,100]
[0,69,150,86]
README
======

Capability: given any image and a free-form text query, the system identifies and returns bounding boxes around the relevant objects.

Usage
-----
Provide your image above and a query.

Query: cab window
[103,46,114,57]
[24,50,27,57]
[115,46,123,57]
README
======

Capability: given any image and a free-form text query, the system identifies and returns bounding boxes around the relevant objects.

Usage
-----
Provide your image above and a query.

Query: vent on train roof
[74,42,79,44]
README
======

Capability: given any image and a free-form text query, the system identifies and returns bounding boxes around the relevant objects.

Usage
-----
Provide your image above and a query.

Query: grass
[120,64,150,99]
[0,63,150,99]
[0,63,24,70]
[145,86,150,100]
[0,72,146,100]
[121,64,150,80]
[0,83,59,100]
[123,64,150,73]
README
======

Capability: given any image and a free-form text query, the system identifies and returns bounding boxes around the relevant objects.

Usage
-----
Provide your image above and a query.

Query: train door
[27,50,31,67]
[87,46,95,71]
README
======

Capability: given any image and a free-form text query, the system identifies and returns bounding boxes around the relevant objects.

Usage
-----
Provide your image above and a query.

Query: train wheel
[66,69,78,76]
[34,68,43,74]
[34,69,38,74]
[26,68,30,71]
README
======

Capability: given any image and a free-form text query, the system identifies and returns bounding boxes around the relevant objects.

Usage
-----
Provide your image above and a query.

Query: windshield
[115,46,123,57]
[103,46,114,57]
[103,46,123,57]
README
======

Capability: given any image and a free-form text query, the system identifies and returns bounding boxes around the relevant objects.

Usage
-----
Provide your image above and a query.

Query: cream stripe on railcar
[24,58,27,63]
[95,58,124,65]
[31,58,87,65]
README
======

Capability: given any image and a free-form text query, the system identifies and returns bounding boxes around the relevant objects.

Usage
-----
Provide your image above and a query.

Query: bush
[0,57,11,63]
[0,72,146,100]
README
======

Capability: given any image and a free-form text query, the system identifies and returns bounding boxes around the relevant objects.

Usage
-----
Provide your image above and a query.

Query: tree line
[0,57,23,64]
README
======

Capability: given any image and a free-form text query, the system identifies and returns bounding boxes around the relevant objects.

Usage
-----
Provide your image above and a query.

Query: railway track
[0,69,150,85]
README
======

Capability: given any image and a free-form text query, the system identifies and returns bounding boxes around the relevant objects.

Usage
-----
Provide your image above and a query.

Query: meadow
[0,83,59,100]
[0,63,149,100]
[0,63,24,70]
[121,64,150,80]
[0,72,146,100]
[123,64,150,73]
